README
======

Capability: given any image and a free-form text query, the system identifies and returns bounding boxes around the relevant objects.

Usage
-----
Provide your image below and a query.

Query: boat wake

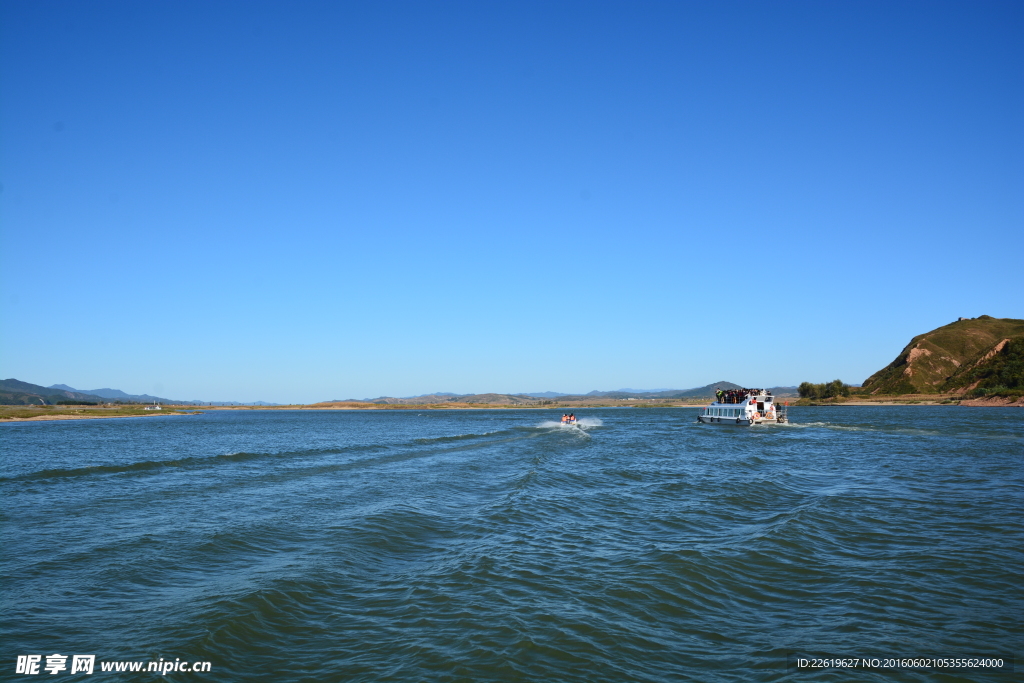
[778,421,946,437]
[538,417,604,430]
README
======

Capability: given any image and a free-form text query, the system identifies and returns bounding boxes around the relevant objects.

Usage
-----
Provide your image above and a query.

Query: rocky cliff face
[862,316,1024,394]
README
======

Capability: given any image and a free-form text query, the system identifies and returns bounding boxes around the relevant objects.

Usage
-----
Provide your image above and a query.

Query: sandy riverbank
[1,411,196,422]
[958,396,1024,407]
[823,401,955,406]
[800,398,1022,407]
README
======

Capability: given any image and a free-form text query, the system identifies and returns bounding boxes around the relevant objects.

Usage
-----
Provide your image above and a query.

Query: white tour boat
[697,389,788,426]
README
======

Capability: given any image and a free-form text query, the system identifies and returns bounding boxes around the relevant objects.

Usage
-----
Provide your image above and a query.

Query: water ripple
[1,407,1021,681]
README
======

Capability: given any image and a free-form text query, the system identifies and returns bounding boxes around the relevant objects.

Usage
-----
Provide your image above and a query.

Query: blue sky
[1,0,1021,403]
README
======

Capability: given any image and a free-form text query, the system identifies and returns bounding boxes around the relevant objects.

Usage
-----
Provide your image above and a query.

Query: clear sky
[1,0,1021,403]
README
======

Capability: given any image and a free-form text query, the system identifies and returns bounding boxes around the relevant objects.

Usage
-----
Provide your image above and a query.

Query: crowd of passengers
[716,388,771,404]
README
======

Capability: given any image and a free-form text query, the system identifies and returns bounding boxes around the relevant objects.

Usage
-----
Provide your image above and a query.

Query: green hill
[0,379,107,405]
[862,316,1024,395]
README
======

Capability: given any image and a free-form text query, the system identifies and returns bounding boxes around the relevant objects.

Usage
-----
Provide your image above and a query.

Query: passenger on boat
[568,413,576,424]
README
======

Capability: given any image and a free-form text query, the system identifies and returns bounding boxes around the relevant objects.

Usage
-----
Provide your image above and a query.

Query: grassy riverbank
[0,405,197,421]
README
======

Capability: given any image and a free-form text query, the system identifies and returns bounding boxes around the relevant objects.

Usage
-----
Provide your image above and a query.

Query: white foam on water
[538,417,603,430]
[778,421,946,437]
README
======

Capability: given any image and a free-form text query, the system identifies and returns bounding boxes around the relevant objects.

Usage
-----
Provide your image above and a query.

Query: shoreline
[802,400,956,406]
[4,396,1020,422]
[0,411,197,423]
[798,396,1023,407]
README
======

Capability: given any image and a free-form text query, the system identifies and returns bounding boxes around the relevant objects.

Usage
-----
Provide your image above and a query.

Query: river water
[1,407,1021,681]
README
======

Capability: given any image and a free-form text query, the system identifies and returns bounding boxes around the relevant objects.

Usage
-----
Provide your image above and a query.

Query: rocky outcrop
[862,316,1024,395]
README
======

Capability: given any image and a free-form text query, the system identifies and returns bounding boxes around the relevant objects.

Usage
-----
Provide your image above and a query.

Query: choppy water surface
[2,407,1021,681]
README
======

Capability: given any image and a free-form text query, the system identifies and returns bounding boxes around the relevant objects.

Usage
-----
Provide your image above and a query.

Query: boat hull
[696,415,786,426]
[697,415,755,426]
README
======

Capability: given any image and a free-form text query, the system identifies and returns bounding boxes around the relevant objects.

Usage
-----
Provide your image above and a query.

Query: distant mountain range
[0,379,278,406]
[48,384,179,404]
[522,388,675,398]
[862,315,1024,395]
[555,382,798,400]
[342,382,799,405]
[2,377,802,407]
[0,379,110,405]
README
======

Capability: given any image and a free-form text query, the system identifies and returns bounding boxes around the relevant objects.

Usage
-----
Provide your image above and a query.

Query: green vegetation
[0,405,190,420]
[797,379,851,400]
[944,337,1024,398]
[862,316,1024,395]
